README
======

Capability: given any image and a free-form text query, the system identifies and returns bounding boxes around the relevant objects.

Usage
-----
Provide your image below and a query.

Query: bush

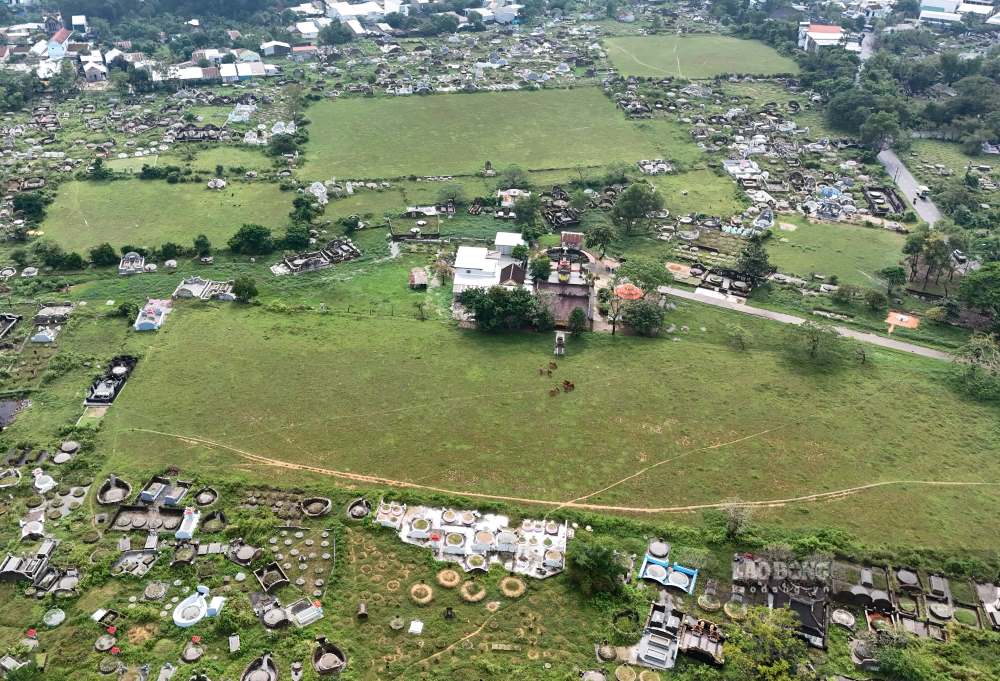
[621,300,665,337]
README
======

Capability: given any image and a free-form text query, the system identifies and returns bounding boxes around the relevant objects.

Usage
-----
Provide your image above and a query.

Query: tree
[585,220,618,258]
[496,165,530,189]
[49,59,78,96]
[569,189,589,212]
[267,134,298,157]
[193,234,212,256]
[89,157,112,180]
[860,111,902,151]
[959,262,1000,318]
[611,183,663,234]
[785,321,847,367]
[726,607,809,680]
[529,256,552,282]
[727,324,753,351]
[436,184,467,206]
[514,193,542,227]
[319,22,354,45]
[566,537,624,597]
[160,242,182,260]
[60,252,86,270]
[568,307,588,335]
[735,234,775,287]
[879,265,907,296]
[282,224,311,251]
[12,192,48,222]
[864,289,889,311]
[617,257,672,295]
[721,498,753,540]
[232,276,259,303]
[511,244,529,265]
[953,334,1000,401]
[228,224,274,255]
[457,286,543,332]
[621,299,665,337]
[290,196,321,224]
[89,243,119,267]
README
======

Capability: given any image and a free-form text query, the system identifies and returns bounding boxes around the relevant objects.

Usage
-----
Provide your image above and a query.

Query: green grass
[79,297,1000,551]
[907,139,985,185]
[648,169,747,217]
[767,217,905,286]
[603,35,799,79]
[299,88,692,179]
[39,179,293,252]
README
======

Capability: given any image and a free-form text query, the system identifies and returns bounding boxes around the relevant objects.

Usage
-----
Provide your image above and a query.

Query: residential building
[46,27,71,59]
[797,22,844,52]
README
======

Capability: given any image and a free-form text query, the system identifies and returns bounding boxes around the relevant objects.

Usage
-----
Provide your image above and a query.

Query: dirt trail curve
[131,428,997,513]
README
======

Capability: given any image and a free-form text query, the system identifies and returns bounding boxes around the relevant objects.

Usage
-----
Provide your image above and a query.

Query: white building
[453,246,498,295]
[326,0,388,22]
[797,22,845,52]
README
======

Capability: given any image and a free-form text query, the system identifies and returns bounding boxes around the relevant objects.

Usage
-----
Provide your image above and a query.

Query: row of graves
[605,74,911,231]
[729,550,1000,667]
[374,499,571,579]
[270,238,362,276]
[0,460,350,679]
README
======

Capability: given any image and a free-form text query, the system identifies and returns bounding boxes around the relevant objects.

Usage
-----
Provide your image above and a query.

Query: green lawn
[40,179,293,252]
[768,217,905,286]
[908,139,984,184]
[603,35,799,79]
[299,88,690,179]
[85,299,1000,551]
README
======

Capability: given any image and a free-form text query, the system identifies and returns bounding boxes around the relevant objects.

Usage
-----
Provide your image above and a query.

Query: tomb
[379,499,571,579]
[240,654,278,681]
[172,278,236,301]
[118,252,145,276]
[312,637,347,675]
[270,239,362,276]
[84,356,138,406]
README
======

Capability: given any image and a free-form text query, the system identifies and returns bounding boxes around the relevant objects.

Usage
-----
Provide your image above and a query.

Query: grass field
[82,300,1000,552]
[908,139,983,184]
[299,88,690,179]
[40,179,293,252]
[768,217,905,286]
[603,35,799,79]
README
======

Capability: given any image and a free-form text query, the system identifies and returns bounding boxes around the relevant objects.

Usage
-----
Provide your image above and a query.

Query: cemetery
[0,1,998,678]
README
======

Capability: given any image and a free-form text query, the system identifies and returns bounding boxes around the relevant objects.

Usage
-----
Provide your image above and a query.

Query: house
[70,14,87,32]
[133,299,172,331]
[326,1,387,23]
[290,45,318,61]
[83,62,108,82]
[797,23,844,52]
[453,246,499,295]
[233,48,261,62]
[46,27,72,59]
[293,20,321,41]
[494,231,525,256]
[919,0,963,21]
[498,263,525,287]
[494,3,523,23]
[260,40,291,57]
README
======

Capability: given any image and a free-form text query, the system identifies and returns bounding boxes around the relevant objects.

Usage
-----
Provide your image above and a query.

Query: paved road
[659,286,952,361]
[878,149,942,226]
[860,32,876,61]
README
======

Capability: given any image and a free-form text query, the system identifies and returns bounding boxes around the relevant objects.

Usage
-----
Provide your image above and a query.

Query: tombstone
[356,601,368,621]
[444,606,455,620]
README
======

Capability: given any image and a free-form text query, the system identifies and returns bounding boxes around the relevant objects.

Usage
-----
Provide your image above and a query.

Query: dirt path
[395,612,500,678]
[131,428,998,513]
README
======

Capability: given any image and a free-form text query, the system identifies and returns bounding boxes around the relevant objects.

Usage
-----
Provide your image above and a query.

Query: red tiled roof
[51,28,72,44]
[808,24,843,33]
